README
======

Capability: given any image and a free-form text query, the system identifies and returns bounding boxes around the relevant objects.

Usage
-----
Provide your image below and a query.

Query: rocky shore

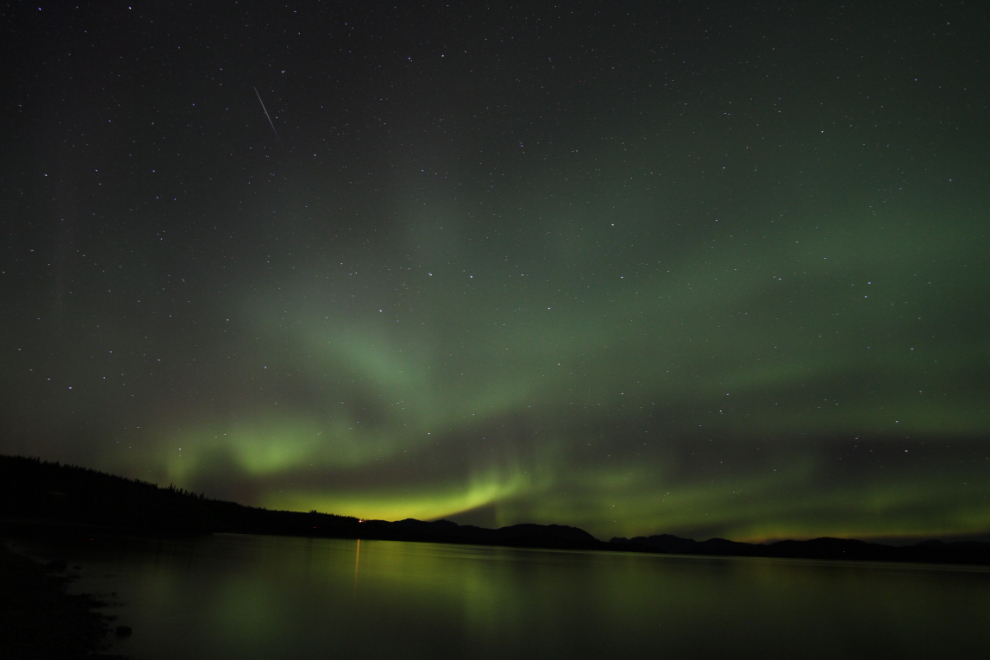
[0,544,125,660]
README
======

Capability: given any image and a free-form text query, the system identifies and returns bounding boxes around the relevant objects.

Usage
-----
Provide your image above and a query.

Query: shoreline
[6,516,990,569]
[0,543,127,660]
[4,455,989,568]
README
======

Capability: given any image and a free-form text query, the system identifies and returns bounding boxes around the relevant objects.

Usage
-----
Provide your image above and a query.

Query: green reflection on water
[36,535,990,660]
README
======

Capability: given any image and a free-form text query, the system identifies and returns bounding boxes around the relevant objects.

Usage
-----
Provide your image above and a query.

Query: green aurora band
[2,1,988,543]
[115,171,990,541]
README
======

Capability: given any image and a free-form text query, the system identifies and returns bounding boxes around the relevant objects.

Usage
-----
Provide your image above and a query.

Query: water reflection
[354,538,360,587]
[15,534,990,659]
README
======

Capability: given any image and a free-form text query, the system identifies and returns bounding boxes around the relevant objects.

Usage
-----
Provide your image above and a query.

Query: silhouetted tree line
[0,455,612,550]
[0,455,361,538]
[3,454,989,565]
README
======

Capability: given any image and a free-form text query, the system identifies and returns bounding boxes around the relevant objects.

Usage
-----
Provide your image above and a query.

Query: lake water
[13,533,990,659]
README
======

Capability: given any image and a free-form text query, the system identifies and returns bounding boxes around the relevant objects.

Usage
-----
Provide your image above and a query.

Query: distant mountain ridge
[0,455,604,550]
[608,533,990,564]
[2,455,989,565]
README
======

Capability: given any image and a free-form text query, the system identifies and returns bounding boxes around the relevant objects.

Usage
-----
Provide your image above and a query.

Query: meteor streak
[253,86,282,145]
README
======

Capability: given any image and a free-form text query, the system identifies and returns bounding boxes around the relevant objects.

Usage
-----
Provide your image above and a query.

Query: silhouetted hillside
[0,455,362,538]
[0,455,603,550]
[3,455,989,564]
[380,518,604,550]
[609,533,990,565]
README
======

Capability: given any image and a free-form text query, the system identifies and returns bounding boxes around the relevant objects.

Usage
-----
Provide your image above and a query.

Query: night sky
[3,1,989,543]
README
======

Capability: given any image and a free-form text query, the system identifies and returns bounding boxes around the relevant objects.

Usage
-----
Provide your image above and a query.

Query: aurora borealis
[2,1,988,542]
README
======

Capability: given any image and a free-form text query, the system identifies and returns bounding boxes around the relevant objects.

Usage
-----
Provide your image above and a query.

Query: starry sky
[2,1,988,543]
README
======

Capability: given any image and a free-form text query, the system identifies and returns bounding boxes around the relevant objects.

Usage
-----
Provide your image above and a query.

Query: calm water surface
[14,533,990,659]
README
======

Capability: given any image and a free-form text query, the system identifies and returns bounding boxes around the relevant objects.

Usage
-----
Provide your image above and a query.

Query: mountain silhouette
[3,455,988,565]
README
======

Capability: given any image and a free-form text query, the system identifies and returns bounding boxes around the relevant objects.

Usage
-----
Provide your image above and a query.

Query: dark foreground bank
[3,454,990,566]
[0,544,125,660]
